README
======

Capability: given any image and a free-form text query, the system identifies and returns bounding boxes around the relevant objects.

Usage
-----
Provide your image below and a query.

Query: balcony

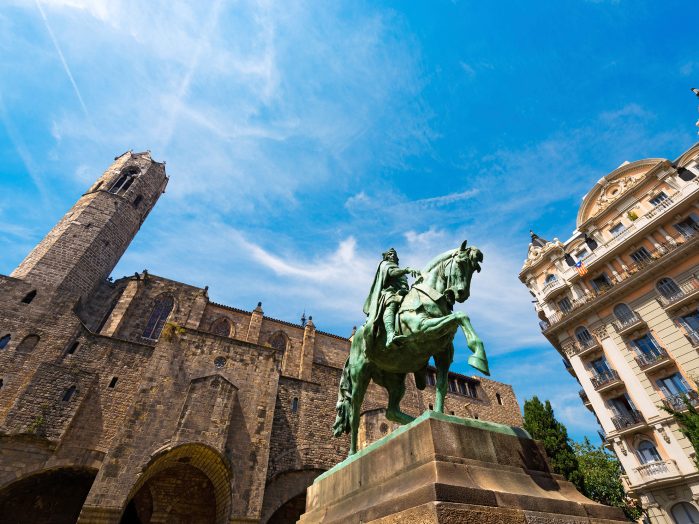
[661,390,699,411]
[541,231,699,333]
[635,459,680,483]
[591,370,622,392]
[643,196,675,219]
[568,337,602,358]
[657,276,699,311]
[579,389,591,406]
[634,349,672,372]
[612,314,646,336]
[541,278,566,301]
[611,410,645,432]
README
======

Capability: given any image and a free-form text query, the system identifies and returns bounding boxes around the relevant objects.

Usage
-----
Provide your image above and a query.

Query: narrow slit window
[66,341,79,355]
[496,392,503,405]
[62,385,76,402]
[0,334,10,349]
[108,377,118,388]
[21,290,36,304]
[291,397,299,413]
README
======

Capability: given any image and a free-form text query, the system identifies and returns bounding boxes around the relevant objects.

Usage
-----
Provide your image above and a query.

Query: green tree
[662,397,699,469]
[574,438,643,521]
[522,396,584,491]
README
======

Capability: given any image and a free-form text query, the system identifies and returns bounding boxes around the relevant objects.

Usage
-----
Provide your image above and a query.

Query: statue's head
[382,248,398,264]
[444,240,483,304]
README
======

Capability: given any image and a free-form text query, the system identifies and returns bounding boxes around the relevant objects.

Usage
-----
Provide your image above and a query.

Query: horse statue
[332,240,487,456]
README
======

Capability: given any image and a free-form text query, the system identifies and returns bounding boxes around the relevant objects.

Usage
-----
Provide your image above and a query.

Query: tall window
[631,333,662,357]
[657,373,691,398]
[575,248,589,261]
[649,192,669,206]
[0,334,10,349]
[142,295,174,340]
[678,311,699,337]
[16,335,39,353]
[630,247,652,265]
[674,216,698,238]
[590,357,611,376]
[656,277,681,299]
[210,318,232,337]
[575,326,594,345]
[613,303,635,323]
[558,297,573,314]
[636,440,661,464]
[544,274,557,284]
[590,273,612,294]
[62,385,77,402]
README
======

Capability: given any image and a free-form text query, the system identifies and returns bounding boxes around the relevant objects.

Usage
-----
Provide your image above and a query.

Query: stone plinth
[299,411,627,523]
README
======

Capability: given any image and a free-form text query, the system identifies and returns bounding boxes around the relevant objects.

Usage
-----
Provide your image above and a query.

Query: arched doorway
[261,469,325,524]
[120,444,231,524]
[0,467,96,524]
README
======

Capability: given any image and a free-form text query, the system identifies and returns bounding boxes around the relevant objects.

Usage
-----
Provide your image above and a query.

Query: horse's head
[422,240,483,305]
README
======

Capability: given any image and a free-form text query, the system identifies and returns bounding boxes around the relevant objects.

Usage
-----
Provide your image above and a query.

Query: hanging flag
[575,260,588,276]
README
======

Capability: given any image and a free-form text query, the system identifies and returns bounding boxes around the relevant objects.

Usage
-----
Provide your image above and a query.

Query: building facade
[520,143,699,523]
[0,151,522,524]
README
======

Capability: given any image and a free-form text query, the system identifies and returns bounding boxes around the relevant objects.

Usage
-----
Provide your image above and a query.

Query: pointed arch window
[16,335,39,353]
[109,167,140,196]
[269,332,288,351]
[210,318,232,337]
[142,295,174,340]
[656,277,681,299]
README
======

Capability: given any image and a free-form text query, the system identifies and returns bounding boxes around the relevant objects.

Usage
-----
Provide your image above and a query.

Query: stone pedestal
[298,411,627,523]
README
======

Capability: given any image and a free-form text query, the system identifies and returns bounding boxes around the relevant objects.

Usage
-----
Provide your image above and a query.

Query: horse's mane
[420,248,458,274]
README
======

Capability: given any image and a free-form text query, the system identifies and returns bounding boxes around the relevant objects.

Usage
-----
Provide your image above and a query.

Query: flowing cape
[362,260,397,333]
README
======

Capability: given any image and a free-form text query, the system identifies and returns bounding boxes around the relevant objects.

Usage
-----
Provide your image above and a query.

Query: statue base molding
[298,412,627,524]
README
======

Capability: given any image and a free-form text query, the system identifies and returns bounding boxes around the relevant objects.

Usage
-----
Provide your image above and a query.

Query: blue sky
[1,0,698,442]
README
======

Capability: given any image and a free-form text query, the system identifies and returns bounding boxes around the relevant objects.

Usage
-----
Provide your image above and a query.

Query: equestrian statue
[333,240,488,456]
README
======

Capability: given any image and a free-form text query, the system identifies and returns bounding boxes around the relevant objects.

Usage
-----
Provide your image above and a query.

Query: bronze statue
[333,241,488,456]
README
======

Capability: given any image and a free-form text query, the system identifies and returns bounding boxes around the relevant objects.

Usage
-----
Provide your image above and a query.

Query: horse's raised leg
[384,372,415,425]
[458,313,489,376]
[433,343,454,413]
[349,361,371,456]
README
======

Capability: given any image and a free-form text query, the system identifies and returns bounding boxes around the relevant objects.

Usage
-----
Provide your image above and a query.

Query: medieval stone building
[0,152,522,524]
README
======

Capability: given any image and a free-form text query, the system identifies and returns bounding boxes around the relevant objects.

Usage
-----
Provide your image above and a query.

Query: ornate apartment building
[0,151,522,524]
[520,143,699,523]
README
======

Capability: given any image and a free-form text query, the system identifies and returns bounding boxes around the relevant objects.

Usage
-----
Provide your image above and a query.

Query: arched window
[133,195,143,208]
[613,303,635,323]
[657,277,681,299]
[544,274,558,284]
[671,502,699,524]
[210,318,232,337]
[109,167,139,196]
[496,392,503,405]
[21,290,36,304]
[291,397,299,413]
[636,440,661,464]
[269,332,288,351]
[575,326,594,345]
[16,335,39,353]
[0,334,10,349]
[142,295,174,340]
[62,385,76,402]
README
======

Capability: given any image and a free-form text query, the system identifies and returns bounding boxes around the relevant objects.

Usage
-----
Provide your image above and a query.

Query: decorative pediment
[520,238,565,274]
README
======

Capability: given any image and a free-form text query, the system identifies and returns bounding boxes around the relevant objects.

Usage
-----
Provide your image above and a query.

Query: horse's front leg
[383,372,415,425]
[458,313,489,376]
[433,343,454,413]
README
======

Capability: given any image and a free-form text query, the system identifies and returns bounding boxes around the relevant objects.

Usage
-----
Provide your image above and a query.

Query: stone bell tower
[11,151,168,302]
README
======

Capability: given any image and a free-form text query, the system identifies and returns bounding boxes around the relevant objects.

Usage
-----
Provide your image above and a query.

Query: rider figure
[363,248,419,347]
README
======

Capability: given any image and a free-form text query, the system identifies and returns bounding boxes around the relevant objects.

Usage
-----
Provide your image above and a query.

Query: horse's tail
[332,356,353,437]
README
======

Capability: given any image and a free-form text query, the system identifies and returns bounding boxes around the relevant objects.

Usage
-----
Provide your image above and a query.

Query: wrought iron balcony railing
[635,459,680,482]
[657,276,699,309]
[612,314,645,335]
[634,349,670,370]
[610,410,644,431]
[661,390,699,411]
[591,369,621,390]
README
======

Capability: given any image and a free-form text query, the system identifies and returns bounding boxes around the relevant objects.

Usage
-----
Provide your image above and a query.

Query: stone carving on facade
[592,325,608,340]
[657,425,672,444]
[591,174,644,217]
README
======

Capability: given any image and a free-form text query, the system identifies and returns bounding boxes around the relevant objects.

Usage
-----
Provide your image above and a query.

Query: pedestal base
[299,412,627,524]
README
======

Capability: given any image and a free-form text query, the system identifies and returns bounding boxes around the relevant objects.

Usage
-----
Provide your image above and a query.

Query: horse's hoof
[468,355,490,376]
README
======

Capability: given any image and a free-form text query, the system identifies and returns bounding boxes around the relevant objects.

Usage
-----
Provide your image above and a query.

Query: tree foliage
[522,396,584,490]
[573,438,642,521]
[662,396,699,469]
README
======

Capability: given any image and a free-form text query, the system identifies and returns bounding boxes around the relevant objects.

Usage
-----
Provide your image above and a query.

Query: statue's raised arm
[333,240,488,456]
